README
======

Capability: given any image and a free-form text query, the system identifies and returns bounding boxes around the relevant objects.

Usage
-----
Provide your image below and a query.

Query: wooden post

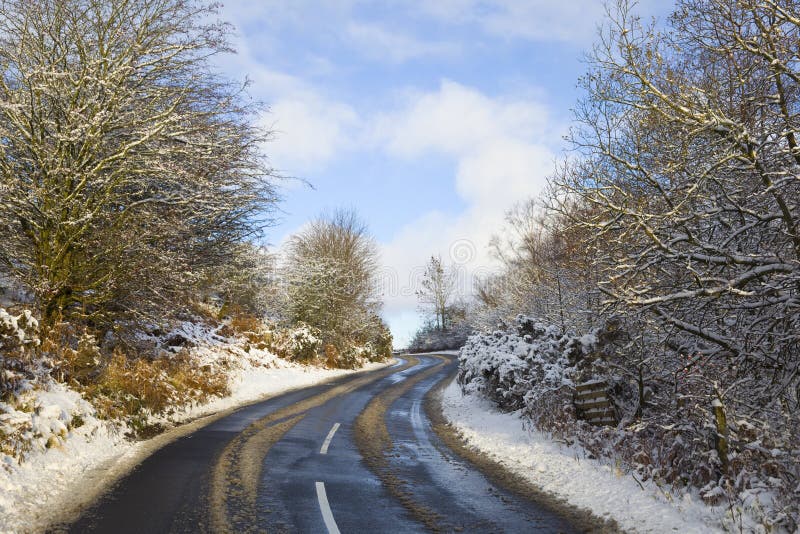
[712,397,728,473]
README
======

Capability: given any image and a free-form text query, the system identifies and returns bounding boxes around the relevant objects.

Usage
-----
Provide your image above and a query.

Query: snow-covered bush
[288,323,323,361]
[458,315,597,430]
[0,309,39,350]
[0,308,40,400]
[408,321,472,353]
[458,315,800,531]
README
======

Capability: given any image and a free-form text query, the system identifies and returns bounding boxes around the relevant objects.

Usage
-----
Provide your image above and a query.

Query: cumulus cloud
[263,97,359,173]
[375,80,553,157]
[217,33,360,174]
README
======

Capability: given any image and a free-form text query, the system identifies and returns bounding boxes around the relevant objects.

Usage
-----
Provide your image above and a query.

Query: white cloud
[375,80,552,157]
[217,34,360,174]
[418,0,603,43]
[420,0,671,44]
[263,97,358,173]
[455,139,554,208]
[346,22,458,63]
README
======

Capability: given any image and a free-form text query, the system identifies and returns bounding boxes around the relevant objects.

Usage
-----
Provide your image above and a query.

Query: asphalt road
[57,355,581,533]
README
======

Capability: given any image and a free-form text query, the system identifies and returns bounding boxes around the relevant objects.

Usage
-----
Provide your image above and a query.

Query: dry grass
[324,344,338,368]
[224,312,281,354]
[44,326,229,438]
[82,350,228,436]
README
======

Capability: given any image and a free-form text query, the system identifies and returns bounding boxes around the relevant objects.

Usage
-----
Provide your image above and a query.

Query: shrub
[0,308,40,401]
[458,315,800,530]
[288,324,323,362]
[82,349,228,436]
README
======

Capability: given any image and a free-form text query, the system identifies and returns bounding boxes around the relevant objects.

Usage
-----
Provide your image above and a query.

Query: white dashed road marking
[320,423,340,455]
[316,481,341,534]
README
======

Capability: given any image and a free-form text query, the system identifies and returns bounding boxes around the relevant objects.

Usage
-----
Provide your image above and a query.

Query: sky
[214,0,674,348]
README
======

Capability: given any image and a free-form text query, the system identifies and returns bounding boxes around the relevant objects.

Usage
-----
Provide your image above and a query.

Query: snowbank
[440,380,732,533]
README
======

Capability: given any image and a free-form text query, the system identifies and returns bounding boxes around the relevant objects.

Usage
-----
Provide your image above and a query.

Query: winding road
[58,355,585,533]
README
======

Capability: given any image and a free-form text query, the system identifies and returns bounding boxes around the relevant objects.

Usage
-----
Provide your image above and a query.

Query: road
[58,355,585,533]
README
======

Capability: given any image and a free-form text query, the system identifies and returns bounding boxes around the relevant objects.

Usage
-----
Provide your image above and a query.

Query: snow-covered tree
[544,0,799,523]
[554,0,800,403]
[471,200,598,334]
[284,209,384,356]
[0,0,277,328]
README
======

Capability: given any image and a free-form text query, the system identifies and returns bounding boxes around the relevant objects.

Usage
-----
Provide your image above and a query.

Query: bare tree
[416,255,455,331]
[0,0,276,328]
[555,0,800,393]
[547,0,800,521]
[475,200,598,334]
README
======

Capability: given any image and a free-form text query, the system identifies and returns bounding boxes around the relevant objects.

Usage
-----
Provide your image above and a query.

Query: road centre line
[315,481,341,534]
[320,423,341,454]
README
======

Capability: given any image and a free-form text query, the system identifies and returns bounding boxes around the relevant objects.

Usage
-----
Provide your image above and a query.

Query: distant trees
[285,209,390,363]
[408,255,473,352]
[0,0,276,329]
[472,200,597,334]
[416,255,455,331]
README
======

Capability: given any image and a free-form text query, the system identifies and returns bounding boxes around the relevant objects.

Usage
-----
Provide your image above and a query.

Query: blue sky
[215,0,673,347]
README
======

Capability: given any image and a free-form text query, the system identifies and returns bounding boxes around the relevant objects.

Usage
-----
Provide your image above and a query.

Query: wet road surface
[59,355,581,533]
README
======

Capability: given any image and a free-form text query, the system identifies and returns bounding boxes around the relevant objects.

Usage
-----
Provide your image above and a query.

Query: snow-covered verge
[453,316,795,533]
[0,319,389,534]
[442,380,733,533]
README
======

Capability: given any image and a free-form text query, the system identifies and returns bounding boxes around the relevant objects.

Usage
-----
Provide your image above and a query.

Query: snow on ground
[440,379,732,534]
[0,334,389,534]
[185,358,387,420]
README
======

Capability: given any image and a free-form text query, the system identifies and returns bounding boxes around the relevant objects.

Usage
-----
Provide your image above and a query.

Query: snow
[0,329,390,534]
[440,380,733,533]
[165,348,387,424]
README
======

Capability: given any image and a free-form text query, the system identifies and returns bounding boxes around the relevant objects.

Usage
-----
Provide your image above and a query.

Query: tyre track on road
[209,357,418,533]
[353,355,449,531]
[424,373,621,533]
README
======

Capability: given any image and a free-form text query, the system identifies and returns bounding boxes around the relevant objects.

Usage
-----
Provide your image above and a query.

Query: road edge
[423,367,623,534]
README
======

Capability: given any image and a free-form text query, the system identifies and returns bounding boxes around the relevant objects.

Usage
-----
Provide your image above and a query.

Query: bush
[457,315,584,416]
[0,308,40,401]
[288,324,323,361]
[458,315,800,530]
[408,321,471,353]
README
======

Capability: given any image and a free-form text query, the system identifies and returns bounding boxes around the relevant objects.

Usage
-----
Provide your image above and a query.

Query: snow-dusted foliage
[459,315,799,531]
[0,0,277,328]
[0,381,98,462]
[0,308,40,399]
[287,323,324,361]
[283,210,392,365]
[408,321,471,353]
[458,316,589,427]
[0,309,38,349]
